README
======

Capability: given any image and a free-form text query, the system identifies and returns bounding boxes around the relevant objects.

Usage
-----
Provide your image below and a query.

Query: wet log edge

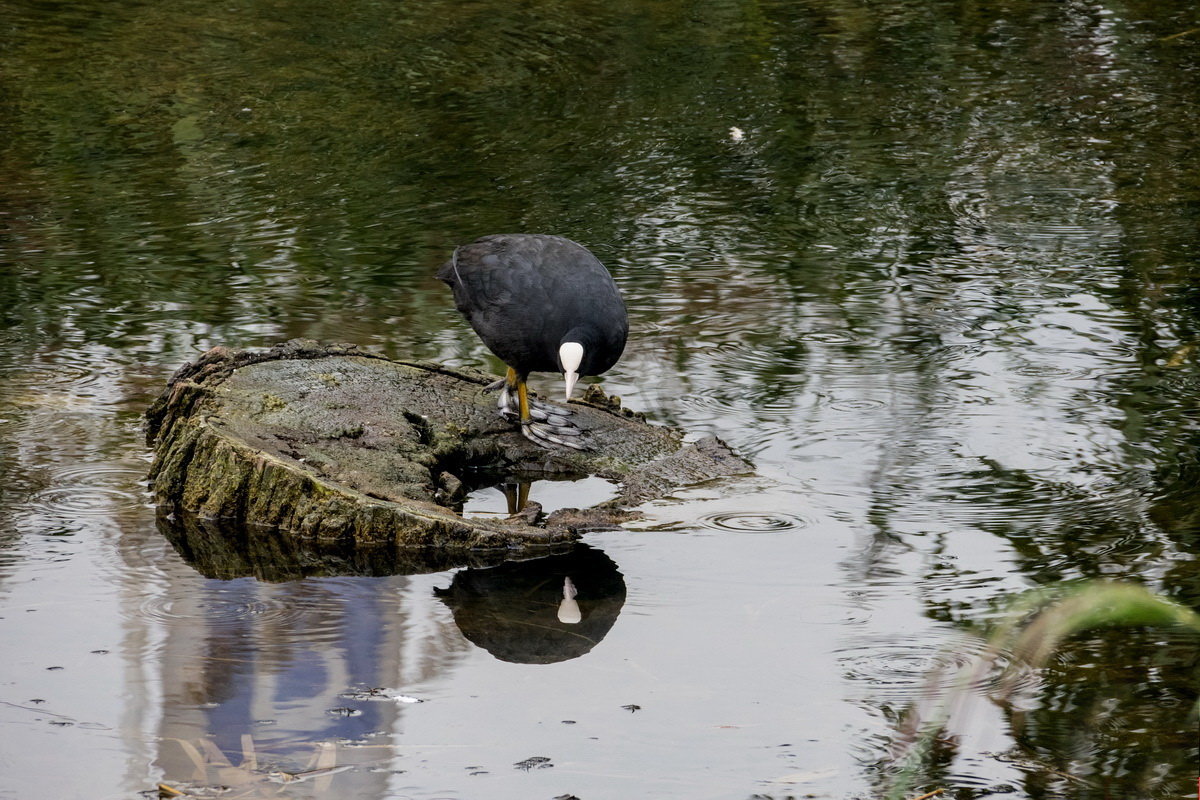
[145,339,752,552]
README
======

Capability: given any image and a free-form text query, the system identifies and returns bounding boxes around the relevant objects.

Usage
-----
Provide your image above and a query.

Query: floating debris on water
[338,687,424,704]
[325,707,362,717]
[158,736,358,796]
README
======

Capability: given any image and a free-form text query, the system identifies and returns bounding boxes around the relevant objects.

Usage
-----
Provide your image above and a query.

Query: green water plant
[886,581,1200,800]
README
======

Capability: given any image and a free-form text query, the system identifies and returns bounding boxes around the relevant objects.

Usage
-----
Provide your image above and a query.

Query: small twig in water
[909,790,945,800]
[1161,26,1200,41]
[0,700,73,720]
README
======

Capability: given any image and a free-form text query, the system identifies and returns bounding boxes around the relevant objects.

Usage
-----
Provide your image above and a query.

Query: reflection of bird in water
[434,545,625,663]
[558,577,581,624]
[437,234,628,449]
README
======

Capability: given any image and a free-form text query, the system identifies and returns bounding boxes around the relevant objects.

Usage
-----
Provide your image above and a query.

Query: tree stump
[145,340,751,560]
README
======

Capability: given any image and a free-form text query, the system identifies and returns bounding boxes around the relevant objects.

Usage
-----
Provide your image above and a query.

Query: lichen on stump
[145,339,751,554]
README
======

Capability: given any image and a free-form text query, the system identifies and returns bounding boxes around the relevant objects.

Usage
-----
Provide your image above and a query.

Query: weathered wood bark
[146,339,751,557]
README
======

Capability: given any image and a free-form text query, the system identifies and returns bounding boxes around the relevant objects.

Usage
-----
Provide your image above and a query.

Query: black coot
[437,234,628,449]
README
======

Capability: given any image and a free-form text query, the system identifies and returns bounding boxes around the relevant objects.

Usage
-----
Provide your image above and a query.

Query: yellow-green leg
[516,375,532,425]
[500,480,531,514]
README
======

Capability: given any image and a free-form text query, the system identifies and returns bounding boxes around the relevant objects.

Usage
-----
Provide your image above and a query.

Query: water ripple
[137,593,306,629]
[838,632,1039,705]
[698,511,814,533]
[0,361,98,394]
[27,486,142,518]
[48,464,147,486]
[795,329,860,345]
[1008,360,1095,380]
[680,391,800,421]
[825,398,888,412]
[23,463,149,519]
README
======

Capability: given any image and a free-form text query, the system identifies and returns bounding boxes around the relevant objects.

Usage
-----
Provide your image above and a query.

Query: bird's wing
[441,236,558,367]
[449,238,549,313]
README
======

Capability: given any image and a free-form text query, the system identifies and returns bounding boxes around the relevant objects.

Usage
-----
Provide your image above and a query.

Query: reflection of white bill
[557,577,582,624]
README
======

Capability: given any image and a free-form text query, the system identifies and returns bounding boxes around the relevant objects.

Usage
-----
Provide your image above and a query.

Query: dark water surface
[3,0,1200,797]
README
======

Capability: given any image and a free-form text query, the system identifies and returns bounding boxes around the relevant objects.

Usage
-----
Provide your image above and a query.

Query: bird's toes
[532,417,584,437]
[494,387,519,418]
[527,406,572,427]
[528,397,573,417]
[522,421,587,451]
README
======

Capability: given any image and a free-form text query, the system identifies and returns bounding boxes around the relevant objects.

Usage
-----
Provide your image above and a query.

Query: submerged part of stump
[146,340,751,560]
[155,509,560,581]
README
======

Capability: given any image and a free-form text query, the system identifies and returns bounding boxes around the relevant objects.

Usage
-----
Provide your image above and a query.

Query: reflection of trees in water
[1007,630,1199,800]
[812,3,1200,794]
[5,0,1195,381]
[884,464,1198,797]
[146,567,472,795]
[112,509,471,796]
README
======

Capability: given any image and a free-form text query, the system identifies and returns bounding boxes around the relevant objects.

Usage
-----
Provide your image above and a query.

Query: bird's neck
[561,325,601,347]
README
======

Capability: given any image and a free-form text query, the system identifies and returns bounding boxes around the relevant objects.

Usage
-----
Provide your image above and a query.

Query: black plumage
[437,233,628,448]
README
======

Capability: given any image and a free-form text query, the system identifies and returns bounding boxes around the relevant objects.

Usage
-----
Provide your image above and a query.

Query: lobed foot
[484,379,519,420]
[484,380,575,426]
[528,399,573,427]
[522,419,587,450]
[484,378,585,449]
